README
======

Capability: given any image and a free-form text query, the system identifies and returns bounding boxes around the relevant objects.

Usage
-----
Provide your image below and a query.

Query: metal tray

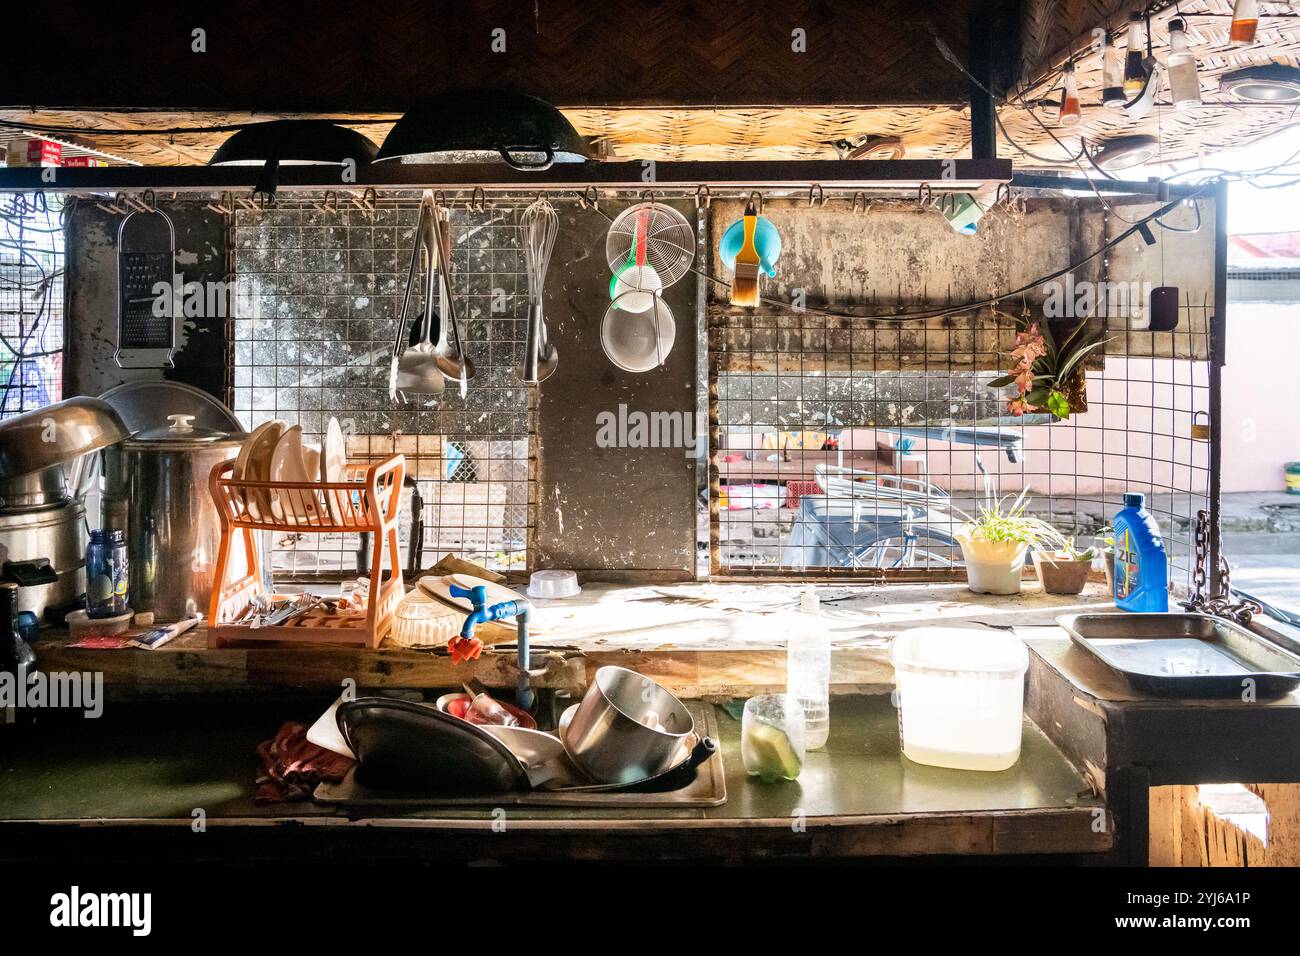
[313,701,726,808]
[1058,612,1300,699]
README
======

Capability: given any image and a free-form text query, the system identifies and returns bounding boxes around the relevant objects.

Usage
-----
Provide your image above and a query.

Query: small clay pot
[1032,551,1093,595]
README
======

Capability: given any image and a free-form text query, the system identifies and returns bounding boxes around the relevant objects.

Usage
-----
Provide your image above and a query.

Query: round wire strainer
[605,202,695,288]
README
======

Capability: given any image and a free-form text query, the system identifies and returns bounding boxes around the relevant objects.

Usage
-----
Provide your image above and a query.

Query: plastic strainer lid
[890,627,1028,678]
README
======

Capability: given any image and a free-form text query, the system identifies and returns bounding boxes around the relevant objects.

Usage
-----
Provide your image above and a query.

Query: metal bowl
[562,666,695,785]
[0,397,128,482]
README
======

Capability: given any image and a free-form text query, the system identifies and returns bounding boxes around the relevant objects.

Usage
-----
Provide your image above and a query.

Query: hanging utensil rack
[207,455,406,648]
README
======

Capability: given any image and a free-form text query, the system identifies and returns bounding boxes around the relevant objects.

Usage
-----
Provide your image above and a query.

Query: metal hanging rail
[0,159,1012,194]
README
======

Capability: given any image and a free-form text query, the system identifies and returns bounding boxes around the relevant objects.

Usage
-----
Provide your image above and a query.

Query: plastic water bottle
[786,585,830,750]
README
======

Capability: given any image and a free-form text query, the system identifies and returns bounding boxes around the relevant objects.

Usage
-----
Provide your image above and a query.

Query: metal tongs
[390,193,473,400]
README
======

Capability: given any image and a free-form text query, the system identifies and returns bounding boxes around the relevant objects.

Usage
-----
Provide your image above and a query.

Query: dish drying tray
[1058,612,1300,699]
[313,702,727,808]
[207,455,405,648]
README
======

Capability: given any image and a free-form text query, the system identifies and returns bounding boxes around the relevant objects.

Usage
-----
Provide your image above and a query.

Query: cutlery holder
[207,454,406,648]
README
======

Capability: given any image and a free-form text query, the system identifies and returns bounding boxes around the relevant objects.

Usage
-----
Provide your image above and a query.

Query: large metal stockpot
[101,413,245,621]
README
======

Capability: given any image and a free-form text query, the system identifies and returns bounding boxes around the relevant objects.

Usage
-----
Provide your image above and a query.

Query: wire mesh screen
[0,194,64,419]
[708,197,1214,594]
[231,197,534,577]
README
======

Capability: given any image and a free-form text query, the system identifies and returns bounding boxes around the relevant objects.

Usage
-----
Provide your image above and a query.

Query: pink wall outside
[1218,304,1300,493]
[907,303,1294,495]
[895,360,1212,497]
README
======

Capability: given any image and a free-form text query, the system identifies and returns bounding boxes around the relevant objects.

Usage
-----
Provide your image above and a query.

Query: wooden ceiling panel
[7,0,978,111]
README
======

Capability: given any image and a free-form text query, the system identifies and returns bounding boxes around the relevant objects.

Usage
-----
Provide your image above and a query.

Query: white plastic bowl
[526,569,581,600]
[890,627,1028,771]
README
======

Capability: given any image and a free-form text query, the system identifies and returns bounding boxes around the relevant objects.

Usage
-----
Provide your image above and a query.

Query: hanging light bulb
[1231,0,1259,47]
[1103,35,1126,108]
[1167,17,1201,110]
[1059,61,1082,125]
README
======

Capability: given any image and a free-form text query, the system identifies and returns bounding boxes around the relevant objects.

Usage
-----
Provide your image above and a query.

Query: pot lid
[99,381,243,434]
[0,397,130,480]
[131,413,231,442]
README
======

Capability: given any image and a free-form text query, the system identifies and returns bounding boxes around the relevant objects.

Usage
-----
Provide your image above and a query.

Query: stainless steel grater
[115,207,178,368]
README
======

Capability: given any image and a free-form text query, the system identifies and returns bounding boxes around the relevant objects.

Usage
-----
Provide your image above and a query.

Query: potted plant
[955,491,1066,595]
[988,316,1110,420]
[1095,527,1116,593]
[1031,538,1098,595]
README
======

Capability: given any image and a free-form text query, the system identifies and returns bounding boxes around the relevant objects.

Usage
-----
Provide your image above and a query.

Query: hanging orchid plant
[989,317,1109,420]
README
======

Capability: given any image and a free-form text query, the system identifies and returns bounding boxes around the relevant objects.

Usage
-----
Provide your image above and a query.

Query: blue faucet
[450,584,534,710]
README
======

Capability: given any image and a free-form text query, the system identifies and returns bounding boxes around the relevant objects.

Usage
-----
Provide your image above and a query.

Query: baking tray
[313,701,726,808]
[1058,612,1300,699]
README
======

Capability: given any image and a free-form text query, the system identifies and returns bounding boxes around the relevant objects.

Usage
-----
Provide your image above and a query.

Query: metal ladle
[429,212,474,396]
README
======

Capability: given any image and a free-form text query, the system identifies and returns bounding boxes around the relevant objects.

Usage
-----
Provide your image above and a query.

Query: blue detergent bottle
[1112,493,1169,612]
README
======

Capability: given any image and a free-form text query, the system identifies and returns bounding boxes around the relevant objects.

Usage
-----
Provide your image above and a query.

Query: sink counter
[32,580,1116,699]
[0,694,1109,863]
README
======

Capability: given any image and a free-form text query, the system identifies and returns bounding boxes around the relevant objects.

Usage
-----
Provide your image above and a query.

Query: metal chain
[1181,510,1262,625]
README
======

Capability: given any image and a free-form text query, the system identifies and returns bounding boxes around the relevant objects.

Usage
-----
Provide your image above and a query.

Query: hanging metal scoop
[429,212,474,397]
[390,196,445,400]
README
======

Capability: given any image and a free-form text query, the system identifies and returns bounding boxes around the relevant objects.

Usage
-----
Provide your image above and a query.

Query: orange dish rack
[207,454,406,648]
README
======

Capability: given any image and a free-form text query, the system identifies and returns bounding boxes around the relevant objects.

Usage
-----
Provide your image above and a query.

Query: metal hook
[118,192,148,214]
[917,183,935,208]
[349,187,377,212]
[694,185,712,209]
[315,190,339,216]
[850,191,871,215]
[432,190,448,213]
[808,184,826,208]
[204,191,235,216]
[746,190,764,215]
[468,186,488,213]
[141,189,157,213]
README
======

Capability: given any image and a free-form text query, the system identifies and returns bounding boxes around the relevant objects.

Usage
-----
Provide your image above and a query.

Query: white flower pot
[957,534,1030,595]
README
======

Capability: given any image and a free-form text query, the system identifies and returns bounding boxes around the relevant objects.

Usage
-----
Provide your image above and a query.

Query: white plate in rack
[321,416,348,523]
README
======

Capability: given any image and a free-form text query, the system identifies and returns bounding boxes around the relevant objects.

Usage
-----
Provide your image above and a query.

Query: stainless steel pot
[562,665,695,785]
[101,413,245,621]
[0,397,127,618]
[0,499,87,618]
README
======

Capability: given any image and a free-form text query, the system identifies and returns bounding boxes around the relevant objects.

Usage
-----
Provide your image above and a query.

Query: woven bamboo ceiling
[3,0,1297,169]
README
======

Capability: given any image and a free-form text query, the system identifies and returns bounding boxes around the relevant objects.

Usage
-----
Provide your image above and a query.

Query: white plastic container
[890,627,1028,771]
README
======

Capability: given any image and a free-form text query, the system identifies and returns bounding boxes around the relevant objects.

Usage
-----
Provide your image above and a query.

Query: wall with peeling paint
[534,202,700,578]
[63,201,229,402]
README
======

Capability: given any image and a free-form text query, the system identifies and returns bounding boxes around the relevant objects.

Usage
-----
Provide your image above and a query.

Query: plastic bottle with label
[1112,493,1169,612]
